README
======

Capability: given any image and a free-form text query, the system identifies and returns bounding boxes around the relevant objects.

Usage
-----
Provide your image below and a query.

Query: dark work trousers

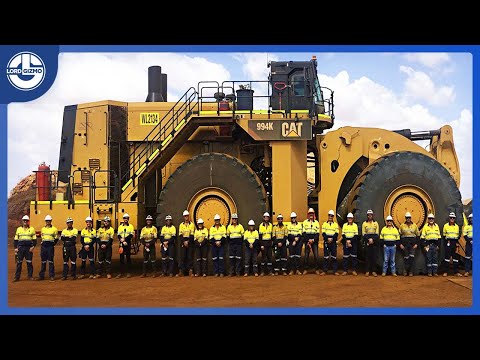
[212,243,225,275]
[79,245,95,276]
[161,242,175,275]
[119,239,132,274]
[288,237,302,271]
[194,243,208,275]
[15,244,33,279]
[274,243,288,274]
[425,242,438,275]
[259,240,273,274]
[465,240,472,273]
[97,244,112,276]
[244,245,258,275]
[143,243,156,274]
[400,237,416,274]
[62,244,77,278]
[442,239,460,274]
[229,241,243,275]
[179,239,193,275]
[363,234,379,273]
[323,240,338,272]
[303,239,319,270]
[342,238,358,272]
[39,242,55,279]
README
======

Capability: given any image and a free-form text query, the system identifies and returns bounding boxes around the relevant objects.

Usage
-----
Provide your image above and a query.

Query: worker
[79,216,97,279]
[60,217,79,280]
[341,212,359,275]
[421,213,441,276]
[320,210,340,276]
[380,215,400,276]
[178,210,195,277]
[259,212,274,276]
[244,220,259,276]
[362,209,379,277]
[441,212,462,277]
[139,215,158,278]
[288,212,304,275]
[227,213,245,276]
[463,213,473,276]
[273,214,289,276]
[38,214,58,281]
[160,215,176,277]
[210,214,227,277]
[13,215,37,282]
[116,213,135,279]
[96,216,115,279]
[398,212,420,276]
[194,218,209,277]
[303,208,321,274]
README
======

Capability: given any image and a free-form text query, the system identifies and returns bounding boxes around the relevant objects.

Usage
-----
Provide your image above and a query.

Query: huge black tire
[349,151,463,274]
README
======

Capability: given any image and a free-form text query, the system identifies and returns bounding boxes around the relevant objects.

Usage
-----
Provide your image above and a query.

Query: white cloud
[404,53,451,69]
[400,65,455,106]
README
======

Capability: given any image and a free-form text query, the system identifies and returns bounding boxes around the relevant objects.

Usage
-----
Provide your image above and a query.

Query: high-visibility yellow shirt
[273,224,289,240]
[97,226,115,242]
[259,222,273,240]
[288,222,303,236]
[61,228,79,238]
[140,226,157,242]
[41,226,58,242]
[80,228,96,244]
[362,221,379,235]
[210,225,227,240]
[303,219,320,235]
[399,223,419,238]
[161,225,176,240]
[463,224,473,238]
[321,221,339,236]
[227,224,245,239]
[14,226,36,242]
[244,230,259,244]
[421,224,441,240]
[179,222,195,238]
[118,223,135,239]
[194,228,209,243]
[342,223,359,239]
[380,226,400,242]
[442,223,460,239]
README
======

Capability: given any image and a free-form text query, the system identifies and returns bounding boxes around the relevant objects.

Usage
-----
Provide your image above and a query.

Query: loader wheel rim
[188,187,237,227]
[385,185,433,228]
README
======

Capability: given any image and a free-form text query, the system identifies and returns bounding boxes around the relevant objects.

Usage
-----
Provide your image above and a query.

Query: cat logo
[282,122,303,137]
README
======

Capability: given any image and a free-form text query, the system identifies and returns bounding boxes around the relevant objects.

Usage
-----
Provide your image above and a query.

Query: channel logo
[6,52,46,91]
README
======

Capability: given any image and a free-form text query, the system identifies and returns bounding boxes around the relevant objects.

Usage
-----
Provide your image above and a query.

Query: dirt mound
[8,174,36,238]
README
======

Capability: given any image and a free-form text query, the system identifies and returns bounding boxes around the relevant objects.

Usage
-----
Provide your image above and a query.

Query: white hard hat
[197,218,204,224]
[232,213,238,219]
[183,210,189,216]
[277,214,284,219]
[104,216,111,221]
[449,212,456,218]
[165,215,172,220]
[427,213,435,219]
[366,209,373,215]
[66,217,73,223]
[386,215,393,221]
[85,216,93,222]
[214,214,221,220]
[290,212,297,218]
[405,212,412,217]
[468,213,473,219]
[44,215,53,221]
[308,208,315,214]
[347,212,354,218]
[328,210,335,216]
[123,213,130,219]
[146,215,153,220]
[22,215,30,221]
[248,220,255,226]
[263,212,270,217]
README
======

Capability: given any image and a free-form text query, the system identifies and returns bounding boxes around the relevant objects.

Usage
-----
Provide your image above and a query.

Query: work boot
[456,273,463,277]
[71,276,77,280]
[140,273,146,278]
[254,273,259,277]
[283,271,288,276]
[274,272,279,276]
[220,273,224,277]
[169,274,174,277]
[115,274,122,279]
[381,273,386,277]
[194,274,199,277]
[296,270,302,275]
[189,269,194,277]
[443,272,448,277]
[315,270,320,275]
[433,273,439,277]
[96,274,102,279]
[341,271,347,276]
[365,272,370,277]
[244,273,248,277]
[464,272,470,277]
[50,277,55,282]
[126,273,131,278]
[107,274,112,279]
[409,273,414,277]
[260,272,265,277]
[202,274,206,277]
[61,277,67,281]
[403,272,408,276]
[372,272,378,277]
[12,278,19,282]
[303,270,308,275]
[89,275,95,279]
[271,273,275,276]
[334,272,340,276]
[428,273,432,277]
[289,270,294,276]
[78,274,85,280]
[392,273,397,277]
[152,273,157,278]
[319,271,326,276]
[352,271,358,276]
[214,274,219,277]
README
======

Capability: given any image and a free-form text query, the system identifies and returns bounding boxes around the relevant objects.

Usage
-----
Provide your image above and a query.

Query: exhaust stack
[146,66,167,102]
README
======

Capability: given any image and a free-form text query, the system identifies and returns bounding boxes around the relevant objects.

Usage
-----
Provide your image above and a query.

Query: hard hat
[366,210,373,215]
[104,216,110,221]
[165,215,172,220]
[405,212,412,217]
[290,212,297,218]
[214,214,221,220]
[183,210,189,216]
[146,215,153,220]
[232,213,238,219]
[66,217,73,223]
[197,218,204,224]
[263,212,270,217]
[347,212,354,218]
[277,214,283,219]
[328,210,335,216]
[386,215,393,221]
[85,216,93,222]
[468,213,473,219]
[123,213,129,219]
[44,215,53,221]
[248,220,255,226]
[22,215,30,221]
[308,208,315,214]
[427,213,435,219]
[449,212,456,218]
